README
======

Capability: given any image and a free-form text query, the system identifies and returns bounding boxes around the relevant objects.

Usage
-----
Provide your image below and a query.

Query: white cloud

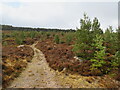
[1,2,118,30]
[1,0,119,2]
[1,2,66,28]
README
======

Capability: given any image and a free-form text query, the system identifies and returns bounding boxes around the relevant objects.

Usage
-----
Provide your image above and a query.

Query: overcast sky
[0,0,119,30]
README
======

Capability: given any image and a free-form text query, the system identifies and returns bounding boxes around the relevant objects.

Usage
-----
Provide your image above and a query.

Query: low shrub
[54,35,60,44]
[15,37,23,45]
[66,35,72,45]
[2,41,8,46]
[46,32,51,38]
[111,51,120,69]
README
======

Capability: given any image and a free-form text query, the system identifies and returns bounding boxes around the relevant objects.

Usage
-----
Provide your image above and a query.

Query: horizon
[1,24,75,30]
[0,1,119,31]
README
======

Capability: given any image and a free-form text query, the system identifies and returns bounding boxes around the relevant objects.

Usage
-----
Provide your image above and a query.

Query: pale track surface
[8,42,62,88]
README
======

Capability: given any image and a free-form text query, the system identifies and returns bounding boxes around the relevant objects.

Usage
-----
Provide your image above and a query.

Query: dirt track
[8,42,62,88]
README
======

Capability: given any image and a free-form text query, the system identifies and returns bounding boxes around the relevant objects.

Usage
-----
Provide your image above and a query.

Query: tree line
[1,25,75,32]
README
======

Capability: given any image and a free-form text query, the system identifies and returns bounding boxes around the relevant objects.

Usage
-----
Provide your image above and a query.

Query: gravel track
[8,42,62,88]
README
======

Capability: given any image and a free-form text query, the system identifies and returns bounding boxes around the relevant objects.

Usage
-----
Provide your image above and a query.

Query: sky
[118,1,120,26]
[0,0,119,30]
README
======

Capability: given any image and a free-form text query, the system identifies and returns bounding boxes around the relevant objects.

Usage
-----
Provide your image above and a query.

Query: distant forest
[1,25,75,32]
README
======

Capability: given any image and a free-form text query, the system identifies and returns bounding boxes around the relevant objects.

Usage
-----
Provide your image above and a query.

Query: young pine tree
[104,26,118,54]
[90,34,106,71]
[73,13,93,60]
[92,17,103,36]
